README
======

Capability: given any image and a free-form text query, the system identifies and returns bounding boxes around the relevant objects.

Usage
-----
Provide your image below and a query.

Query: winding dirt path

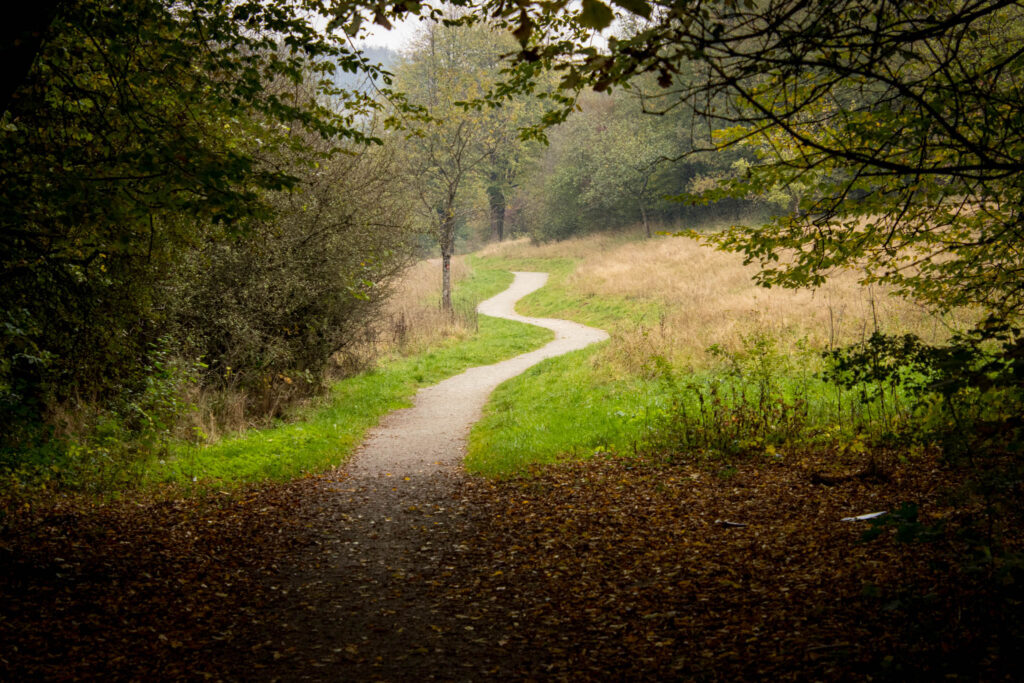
[348,270,608,479]
[239,271,607,680]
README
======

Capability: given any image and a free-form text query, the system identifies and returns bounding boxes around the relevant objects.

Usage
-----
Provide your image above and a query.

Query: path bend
[347,270,608,478]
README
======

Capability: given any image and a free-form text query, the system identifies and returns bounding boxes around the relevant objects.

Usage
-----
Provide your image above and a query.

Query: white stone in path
[346,271,608,478]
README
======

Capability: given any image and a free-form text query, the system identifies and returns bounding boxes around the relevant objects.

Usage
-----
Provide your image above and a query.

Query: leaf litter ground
[2,451,1021,681]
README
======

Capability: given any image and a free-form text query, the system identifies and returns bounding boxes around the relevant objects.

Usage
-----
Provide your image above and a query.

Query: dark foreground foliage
[0,0,411,472]
[1,453,1021,680]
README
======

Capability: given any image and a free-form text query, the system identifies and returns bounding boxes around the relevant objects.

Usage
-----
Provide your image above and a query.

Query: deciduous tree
[504,0,1024,324]
[393,18,524,310]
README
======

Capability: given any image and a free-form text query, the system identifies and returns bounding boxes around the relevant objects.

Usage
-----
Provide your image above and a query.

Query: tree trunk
[640,203,651,238]
[439,205,456,313]
[441,249,452,313]
[489,187,506,242]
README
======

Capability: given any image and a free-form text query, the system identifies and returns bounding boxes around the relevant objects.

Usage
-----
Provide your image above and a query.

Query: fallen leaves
[1,452,1021,680]
[444,452,1024,680]
[0,481,323,680]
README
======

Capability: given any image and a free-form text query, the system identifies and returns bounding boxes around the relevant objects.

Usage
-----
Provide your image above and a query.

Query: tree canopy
[326,0,1024,325]
[392,16,539,309]
[528,0,1024,324]
[0,0,403,435]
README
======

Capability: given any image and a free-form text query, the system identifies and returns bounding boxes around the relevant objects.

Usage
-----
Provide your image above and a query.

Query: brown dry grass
[176,384,251,444]
[369,256,474,356]
[482,229,974,373]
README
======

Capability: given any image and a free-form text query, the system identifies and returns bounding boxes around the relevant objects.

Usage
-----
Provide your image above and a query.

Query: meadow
[27,228,977,492]
[465,229,977,475]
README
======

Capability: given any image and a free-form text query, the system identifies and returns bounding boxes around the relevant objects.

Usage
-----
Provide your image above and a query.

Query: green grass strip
[465,354,857,478]
[466,255,652,477]
[465,255,656,477]
[465,348,656,477]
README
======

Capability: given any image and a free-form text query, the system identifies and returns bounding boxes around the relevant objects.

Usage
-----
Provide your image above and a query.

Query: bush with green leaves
[823,327,1024,460]
[168,142,412,415]
[642,334,816,461]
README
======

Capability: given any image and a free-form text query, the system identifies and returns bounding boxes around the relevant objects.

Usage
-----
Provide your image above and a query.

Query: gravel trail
[243,271,607,680]
[347,270,608,479]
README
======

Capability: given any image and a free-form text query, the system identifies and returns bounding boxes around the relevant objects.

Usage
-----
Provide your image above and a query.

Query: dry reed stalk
[175,384,249,443]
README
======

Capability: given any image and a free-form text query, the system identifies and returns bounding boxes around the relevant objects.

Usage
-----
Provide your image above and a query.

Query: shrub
[167,142,412,420]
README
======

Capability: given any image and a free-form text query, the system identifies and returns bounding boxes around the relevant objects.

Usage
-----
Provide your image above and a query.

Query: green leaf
[611,0,652,19]
[579,0,614,30]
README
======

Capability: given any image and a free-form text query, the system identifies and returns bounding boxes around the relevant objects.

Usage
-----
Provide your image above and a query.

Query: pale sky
[356,15,425,53]
[349,5,614,54]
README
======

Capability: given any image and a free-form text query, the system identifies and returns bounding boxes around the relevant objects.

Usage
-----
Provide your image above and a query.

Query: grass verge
[466,348,646,476]
[466,252,665,476]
